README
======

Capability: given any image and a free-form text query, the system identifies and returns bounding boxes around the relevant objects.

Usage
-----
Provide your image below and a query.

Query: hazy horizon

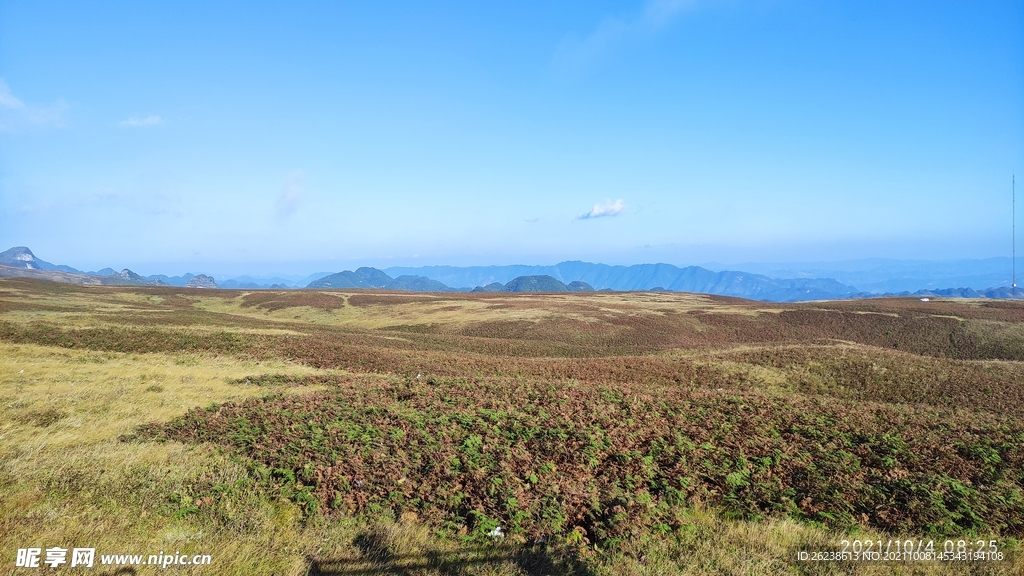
[8,241,1016,292]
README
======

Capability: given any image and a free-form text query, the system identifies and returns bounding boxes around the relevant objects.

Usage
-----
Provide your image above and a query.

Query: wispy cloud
[17,187,182,218]
[0,79,69,132]
[553,0,698,73]
[578,199,626,220]
[118,115,163,127]
[0,82,24,110]
[275,171,304,220]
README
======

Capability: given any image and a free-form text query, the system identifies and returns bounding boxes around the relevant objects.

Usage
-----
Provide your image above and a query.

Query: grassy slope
[1,278,1022,574]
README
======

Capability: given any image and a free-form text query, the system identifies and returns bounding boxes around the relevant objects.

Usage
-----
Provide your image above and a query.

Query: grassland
[1,277,1023,575]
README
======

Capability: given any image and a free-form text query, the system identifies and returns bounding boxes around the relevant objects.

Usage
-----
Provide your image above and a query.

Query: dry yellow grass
[0,343,346,575]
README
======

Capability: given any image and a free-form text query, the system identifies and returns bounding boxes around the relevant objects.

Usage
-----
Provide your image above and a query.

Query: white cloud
[275,171,304,220]
[579,199,626,220]
[0,79,69,132]
[118,115,164,127]
[554,0,698,73]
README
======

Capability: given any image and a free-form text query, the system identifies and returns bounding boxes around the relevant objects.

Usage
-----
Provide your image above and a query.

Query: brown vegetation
[138,375,1024,546]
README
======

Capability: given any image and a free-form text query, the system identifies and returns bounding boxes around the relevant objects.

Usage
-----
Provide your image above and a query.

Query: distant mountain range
[2,246,1022,301]
[307,268,596,293]
[0,247,220,288]
[308,262,1023,300]
[710,257,1016,293]
[380,261,860,300]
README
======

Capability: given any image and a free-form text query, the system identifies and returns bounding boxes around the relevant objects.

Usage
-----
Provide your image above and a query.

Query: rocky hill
[566,280,595,292]
[185,274,218,288]
[0,246,80,273]
[471,282,505,293]
[501,275,568,292]
[468,276,593,293]
[0,246,41,268]
[308,267,456,291]
[111,269,169,286]
[309,267,393,289]
[386,275,452,292]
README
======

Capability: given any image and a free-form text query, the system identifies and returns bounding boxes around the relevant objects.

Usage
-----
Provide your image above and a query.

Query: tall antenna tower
[1015,174,1017,290]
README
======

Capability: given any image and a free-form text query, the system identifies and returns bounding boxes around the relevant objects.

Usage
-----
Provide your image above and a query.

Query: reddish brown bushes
[347,294,444,307]
[138,377,1024,546]
[240,291,346,312]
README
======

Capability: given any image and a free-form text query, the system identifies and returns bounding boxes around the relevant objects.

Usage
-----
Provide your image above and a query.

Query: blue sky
[1,0,1022,276]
